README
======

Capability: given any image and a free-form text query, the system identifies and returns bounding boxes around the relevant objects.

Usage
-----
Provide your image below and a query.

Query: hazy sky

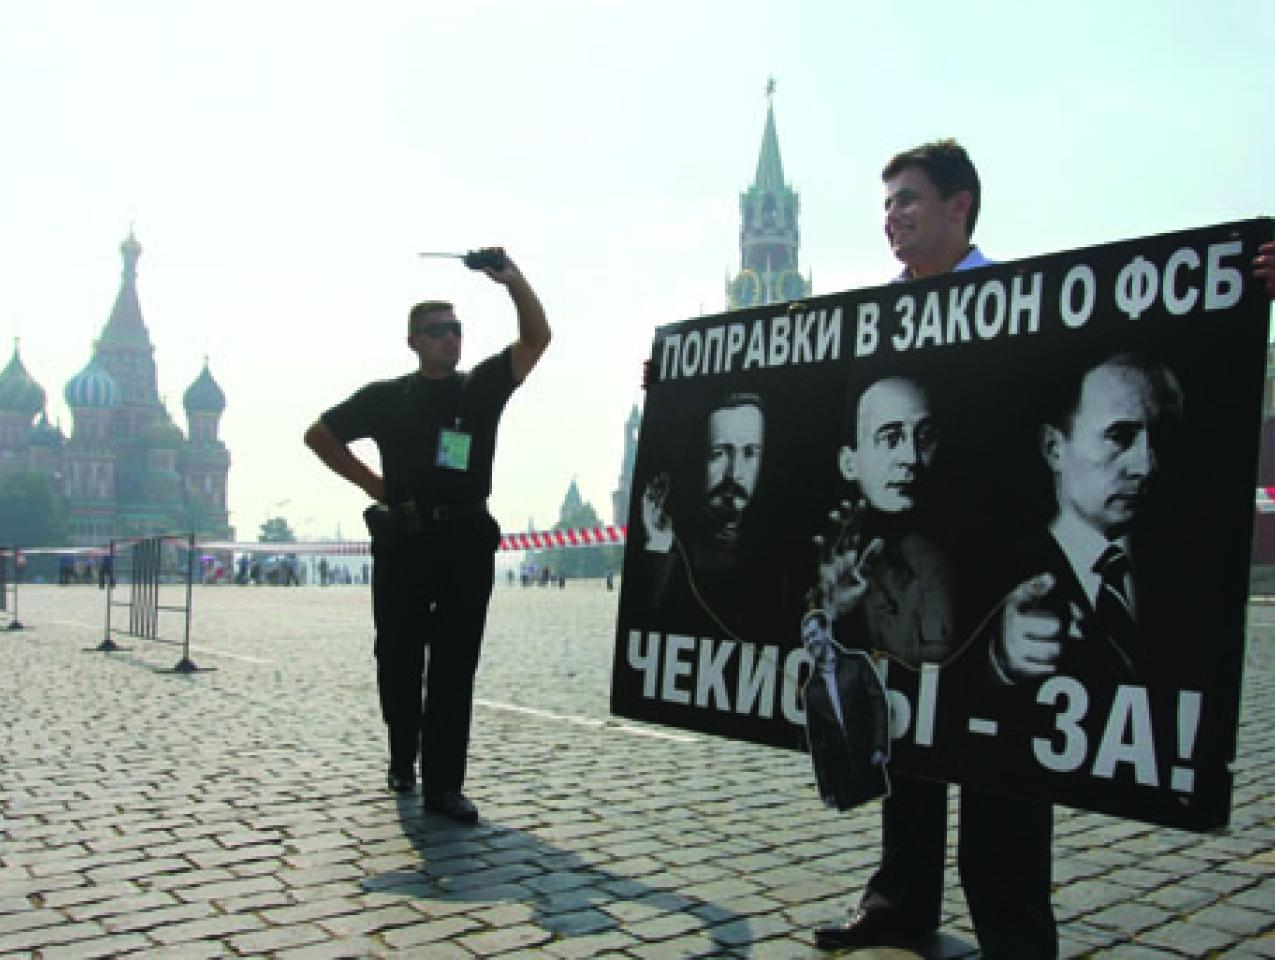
[2,1,1271,543]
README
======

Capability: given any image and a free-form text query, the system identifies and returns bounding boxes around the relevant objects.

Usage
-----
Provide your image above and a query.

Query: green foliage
[0,471,66,547]
[258,516,296,543]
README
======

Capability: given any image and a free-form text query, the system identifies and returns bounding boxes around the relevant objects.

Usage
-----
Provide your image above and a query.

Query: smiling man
[814,141,1058,960]
[882,138,985,281]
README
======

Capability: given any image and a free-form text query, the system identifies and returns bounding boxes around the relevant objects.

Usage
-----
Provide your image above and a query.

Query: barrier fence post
[5,547,24,631]
[169,533,207,674]
[94,540,128,652]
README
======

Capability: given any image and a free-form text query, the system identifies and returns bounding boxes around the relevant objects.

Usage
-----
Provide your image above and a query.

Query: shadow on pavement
[360,793,755,954]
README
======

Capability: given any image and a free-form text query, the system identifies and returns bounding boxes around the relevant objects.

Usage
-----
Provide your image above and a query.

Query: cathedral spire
[95,229,159,405]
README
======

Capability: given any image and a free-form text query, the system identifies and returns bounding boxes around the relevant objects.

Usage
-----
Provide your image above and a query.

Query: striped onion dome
[64,358,121,409]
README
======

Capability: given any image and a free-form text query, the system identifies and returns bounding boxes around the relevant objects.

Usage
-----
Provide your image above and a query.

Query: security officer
[304,248,550,822]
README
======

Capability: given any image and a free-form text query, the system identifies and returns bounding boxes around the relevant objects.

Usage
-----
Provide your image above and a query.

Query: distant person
[304,248,550,824]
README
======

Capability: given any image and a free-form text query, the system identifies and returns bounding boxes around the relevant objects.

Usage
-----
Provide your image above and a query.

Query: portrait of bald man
[816,373,957,668]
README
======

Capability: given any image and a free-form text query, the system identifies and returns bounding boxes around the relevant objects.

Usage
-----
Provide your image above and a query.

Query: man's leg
[958,786,1056,960]
[420,547,494,799]
[865,773,947,928]
[817,773,947,949]
[371,547,425,790]
[376,642,426,783]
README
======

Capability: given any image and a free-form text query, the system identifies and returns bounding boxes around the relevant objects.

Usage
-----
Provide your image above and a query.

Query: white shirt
[894,245,992,282]
[1049,510,1136,618]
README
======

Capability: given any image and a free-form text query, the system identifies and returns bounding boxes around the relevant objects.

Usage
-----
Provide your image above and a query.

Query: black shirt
[321,347,516,507]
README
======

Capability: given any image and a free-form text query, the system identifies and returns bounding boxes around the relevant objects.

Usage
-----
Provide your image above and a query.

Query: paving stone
[3,585,1275,958]
[38,932,154,959]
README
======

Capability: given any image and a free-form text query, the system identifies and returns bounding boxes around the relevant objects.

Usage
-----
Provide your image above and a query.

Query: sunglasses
[413,321,463,339]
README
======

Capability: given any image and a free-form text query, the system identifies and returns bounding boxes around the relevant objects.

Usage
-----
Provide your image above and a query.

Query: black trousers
[371,513,498,795]
[866,773,1057,960]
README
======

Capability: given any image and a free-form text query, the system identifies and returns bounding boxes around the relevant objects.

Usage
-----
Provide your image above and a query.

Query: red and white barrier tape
[500,525,627,551]
[2,526,629,558]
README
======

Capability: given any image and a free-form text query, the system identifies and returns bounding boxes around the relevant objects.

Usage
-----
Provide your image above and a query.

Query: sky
[1,0,1271,544]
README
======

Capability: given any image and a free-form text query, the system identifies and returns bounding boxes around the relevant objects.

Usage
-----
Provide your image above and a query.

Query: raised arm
[477,248,551,383]
[303,420,385,503]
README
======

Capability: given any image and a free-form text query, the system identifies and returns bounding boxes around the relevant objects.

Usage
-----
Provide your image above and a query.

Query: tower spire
[727,79,811,309]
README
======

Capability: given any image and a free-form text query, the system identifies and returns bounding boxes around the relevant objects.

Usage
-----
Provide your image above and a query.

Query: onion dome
[183,359,226,414]
[64,357,121,409]
[28,411,66,448]
[0,341,46,416]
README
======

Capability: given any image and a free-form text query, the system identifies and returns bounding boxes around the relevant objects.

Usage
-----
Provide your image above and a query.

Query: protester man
[303,248,549,823]
[814,140,1057,959]
[639,391,769,639]
[992,352,1184,686]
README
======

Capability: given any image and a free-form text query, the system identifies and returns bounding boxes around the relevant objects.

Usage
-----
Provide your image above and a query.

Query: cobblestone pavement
[2,581,1274,959]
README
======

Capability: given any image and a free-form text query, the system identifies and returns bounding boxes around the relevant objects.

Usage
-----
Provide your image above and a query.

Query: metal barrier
[0,547,22,630]
[96,534,208,673]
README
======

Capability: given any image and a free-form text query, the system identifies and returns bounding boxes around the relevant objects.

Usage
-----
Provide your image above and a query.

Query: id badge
[436,428,472,471]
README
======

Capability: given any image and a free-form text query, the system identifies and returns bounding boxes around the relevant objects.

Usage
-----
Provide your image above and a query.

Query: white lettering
[816,308,842,361]
[974,280,1007,339]
[1204,240,1244,311]
[1116,255,1158,320]
[743,321,767,370]
[792,311,816,363]
[1033,676,1088,772]
[660,335,681,381]
[1060,264,1096,329]
[1009,272,1043,334]
[1092,686,1158,786]
[661,633,694,705]
[724,323,747,372]
[856,303,880,357]
[768,315,792,367]
[781,648,812,725]
[892,295,916,351]
[914,291,944,349]
[695,637,736,709]
[680,331,703,377]
[627,630,660,698]
[702,327,726,373]
[737,645,777,718]
[1162,247,1201,316]
[946,285,975,342]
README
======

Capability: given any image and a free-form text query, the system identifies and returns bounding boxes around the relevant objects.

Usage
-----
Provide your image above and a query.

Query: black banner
[611,219,1272,831]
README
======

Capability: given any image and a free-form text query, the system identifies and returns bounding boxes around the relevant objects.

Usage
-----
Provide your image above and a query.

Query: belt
[399,499,487,530]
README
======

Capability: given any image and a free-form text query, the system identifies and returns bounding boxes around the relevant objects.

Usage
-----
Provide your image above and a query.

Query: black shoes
[386,770,416,793]
[423,790,479,824]
[814,907,934,950]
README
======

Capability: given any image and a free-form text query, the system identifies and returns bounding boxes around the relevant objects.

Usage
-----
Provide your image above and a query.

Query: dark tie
[1093,544,1137,677]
